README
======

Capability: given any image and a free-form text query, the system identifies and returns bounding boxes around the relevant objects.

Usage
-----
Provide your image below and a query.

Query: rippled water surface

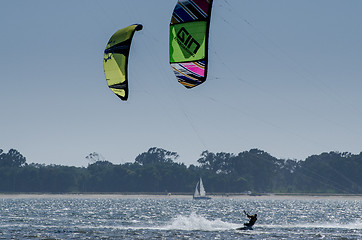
[0,195,361,239]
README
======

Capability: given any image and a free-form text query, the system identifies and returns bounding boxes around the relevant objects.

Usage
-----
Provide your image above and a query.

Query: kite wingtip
[135,24,143,31]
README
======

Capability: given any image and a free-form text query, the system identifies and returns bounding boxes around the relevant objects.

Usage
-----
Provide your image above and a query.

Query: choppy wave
[84,213,240,232]
[259,220,362,230]
[1,196,361,239]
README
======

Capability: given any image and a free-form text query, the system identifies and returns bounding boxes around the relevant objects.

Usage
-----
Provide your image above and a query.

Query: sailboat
[193,177,211,200]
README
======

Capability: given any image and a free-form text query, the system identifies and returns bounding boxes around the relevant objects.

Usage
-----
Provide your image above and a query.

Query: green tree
[0,149,26,168]
[135,147,179,166]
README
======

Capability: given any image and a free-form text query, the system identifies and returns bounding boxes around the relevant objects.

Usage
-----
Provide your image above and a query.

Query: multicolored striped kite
[169,0,213,88]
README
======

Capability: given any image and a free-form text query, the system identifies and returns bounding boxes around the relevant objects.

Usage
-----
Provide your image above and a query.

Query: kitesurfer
[243,210,257,228]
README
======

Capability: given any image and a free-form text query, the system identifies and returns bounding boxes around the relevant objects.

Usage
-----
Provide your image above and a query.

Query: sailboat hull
[193,196,211,200]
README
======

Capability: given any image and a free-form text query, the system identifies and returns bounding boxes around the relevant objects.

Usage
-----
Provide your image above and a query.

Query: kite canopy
[169,0,213,88]
[104,24,143,101]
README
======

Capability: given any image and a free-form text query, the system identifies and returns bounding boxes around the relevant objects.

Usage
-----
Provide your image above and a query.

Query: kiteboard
[236,226,253,231]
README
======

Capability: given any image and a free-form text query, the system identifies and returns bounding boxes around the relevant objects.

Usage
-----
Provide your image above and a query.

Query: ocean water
[0,195,361,239]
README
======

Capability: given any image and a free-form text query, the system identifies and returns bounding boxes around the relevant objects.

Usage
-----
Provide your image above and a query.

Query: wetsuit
[244,214,257,227]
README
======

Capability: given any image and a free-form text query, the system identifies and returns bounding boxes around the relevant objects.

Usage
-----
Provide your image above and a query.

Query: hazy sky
[1,0,362,167]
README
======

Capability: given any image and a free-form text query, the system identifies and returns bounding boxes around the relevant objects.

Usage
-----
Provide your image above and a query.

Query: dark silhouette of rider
[244,211,257,227]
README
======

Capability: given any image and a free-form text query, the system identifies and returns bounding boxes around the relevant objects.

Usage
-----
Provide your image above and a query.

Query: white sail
[193,177,210,199]
[199,178,206,197]
[194,181,200,197]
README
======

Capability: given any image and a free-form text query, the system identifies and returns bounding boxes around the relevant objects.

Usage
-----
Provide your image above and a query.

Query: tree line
[0,147,361,194]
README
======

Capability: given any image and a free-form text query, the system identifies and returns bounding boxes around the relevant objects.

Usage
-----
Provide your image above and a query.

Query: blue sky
[1,0,362,167]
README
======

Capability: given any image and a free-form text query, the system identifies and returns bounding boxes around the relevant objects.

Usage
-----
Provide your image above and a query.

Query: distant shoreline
[0,193,361,200]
